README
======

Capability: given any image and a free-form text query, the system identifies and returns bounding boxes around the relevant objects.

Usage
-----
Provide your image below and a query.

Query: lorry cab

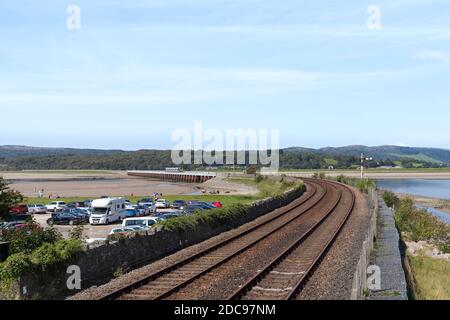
[89,198,127,225]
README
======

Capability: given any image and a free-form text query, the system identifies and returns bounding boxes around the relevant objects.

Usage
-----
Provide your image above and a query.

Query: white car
[28,204,47,214]
[46,201,67,212]
[155,199,170,209]
[109,227,135,236]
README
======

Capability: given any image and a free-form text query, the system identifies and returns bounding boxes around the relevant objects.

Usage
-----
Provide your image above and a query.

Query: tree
[0,177,24,220]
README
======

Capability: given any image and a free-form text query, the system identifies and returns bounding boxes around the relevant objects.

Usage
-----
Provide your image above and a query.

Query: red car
[210,202,223,208]
[9,205,29,215]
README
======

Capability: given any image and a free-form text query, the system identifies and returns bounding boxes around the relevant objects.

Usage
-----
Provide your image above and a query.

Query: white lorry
[89,198,127,225]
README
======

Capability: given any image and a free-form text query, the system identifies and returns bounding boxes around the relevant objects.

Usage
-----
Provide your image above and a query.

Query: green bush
[1,224,62,255]
[160,204,250,233]
[395,198,450,248]
[313,172,326,179]
[0,253,31,281]
[383,191,400,209]
[356,178,376,194]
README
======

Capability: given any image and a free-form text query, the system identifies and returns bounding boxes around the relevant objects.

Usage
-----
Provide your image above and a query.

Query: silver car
[28,204,47,214]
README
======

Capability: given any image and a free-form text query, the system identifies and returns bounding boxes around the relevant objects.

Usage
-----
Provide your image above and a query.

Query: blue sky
[1,0,450,150]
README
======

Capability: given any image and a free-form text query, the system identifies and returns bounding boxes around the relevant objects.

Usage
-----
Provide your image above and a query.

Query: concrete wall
[350,188,378,300]
[11,186,304,300]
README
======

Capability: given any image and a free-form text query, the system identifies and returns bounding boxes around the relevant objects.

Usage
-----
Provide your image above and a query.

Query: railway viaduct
[127,170,216,183]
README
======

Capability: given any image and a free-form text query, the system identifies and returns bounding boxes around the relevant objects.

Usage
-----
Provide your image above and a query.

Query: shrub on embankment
[392,198,450,254]
[159,182,305,233]
[0,224,83,298]
[334,174,376,194]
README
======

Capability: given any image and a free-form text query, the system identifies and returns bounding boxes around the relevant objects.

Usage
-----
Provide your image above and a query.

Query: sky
[1,0,450,150]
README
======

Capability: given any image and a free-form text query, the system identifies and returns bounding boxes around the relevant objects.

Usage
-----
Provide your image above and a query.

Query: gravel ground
[296,185,372,300]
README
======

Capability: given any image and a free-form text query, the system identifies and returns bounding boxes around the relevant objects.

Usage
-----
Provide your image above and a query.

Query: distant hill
[1,145,450,170]
[0,145,125,159]
[285,145,450,164]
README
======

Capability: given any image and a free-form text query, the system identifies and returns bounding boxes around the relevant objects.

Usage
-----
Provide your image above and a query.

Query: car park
[155,199,170,209]
[46,201,67,212]
[28,204,47,214]
[172,200,187,210]
[47,212,85,226]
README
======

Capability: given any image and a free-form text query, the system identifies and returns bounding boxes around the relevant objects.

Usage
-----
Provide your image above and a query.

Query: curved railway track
[99,179,355,301]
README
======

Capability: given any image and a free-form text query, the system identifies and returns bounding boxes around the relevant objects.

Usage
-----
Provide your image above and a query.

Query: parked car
[122,217,159,229]
[183,205,206,215]
[46,201,67,212]
[155,199,170,209]
[1,221,28,231]
[2,221,42,233]
[172,200,187,210]
[125,208,139,218]
[67,201,86,208]
[126,225,149,234]
[210,201,223,208]
[138,202,156,215]
[158,213,180,221]
[27,204,47,214]
[83,200,93,208]
[60,208,90,222]
[109,227,135,236]
[137,198,154,206]
[9,205,29,215]
[47,212,84,226]
[190,202,216,209]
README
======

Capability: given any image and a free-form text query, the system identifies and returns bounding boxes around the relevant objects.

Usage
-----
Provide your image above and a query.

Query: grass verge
[408,254,450,300]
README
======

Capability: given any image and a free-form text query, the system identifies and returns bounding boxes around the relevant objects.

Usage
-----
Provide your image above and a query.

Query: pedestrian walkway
[368,197,408,300]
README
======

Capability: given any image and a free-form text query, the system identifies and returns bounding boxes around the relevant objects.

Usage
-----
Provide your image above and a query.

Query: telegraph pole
[360,153,373,179]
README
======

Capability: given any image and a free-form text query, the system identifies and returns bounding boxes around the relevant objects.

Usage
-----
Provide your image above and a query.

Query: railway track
[228,180,355,300]
[99,179,355,301]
